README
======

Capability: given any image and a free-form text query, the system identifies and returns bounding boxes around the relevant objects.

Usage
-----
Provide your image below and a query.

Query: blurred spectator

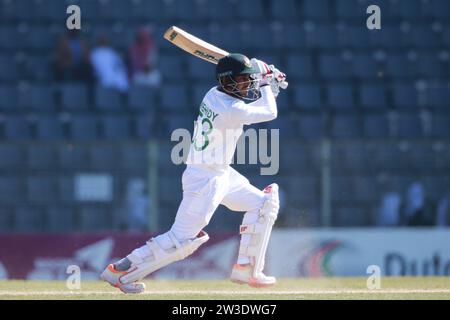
[377,191,401,227]
[125,178,149,231]
[53,30,93,82]
[90,33,129,92]
[128,27,161,87]
[401,182,436,226]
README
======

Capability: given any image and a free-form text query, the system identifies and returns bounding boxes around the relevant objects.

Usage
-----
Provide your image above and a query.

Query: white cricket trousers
[155,164,266,264]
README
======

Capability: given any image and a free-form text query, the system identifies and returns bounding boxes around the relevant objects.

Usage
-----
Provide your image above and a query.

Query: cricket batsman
[101,53,287,293]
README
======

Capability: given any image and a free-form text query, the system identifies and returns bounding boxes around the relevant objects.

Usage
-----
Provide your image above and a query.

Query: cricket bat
[163,26,228,64]
[163,26,288,89]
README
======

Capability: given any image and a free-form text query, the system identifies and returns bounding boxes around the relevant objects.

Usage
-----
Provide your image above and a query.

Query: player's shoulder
[205,88,248,122]
[214,87,246,104]
[227,97,249,114]
[205,86,240,107]
[206,86,229,99]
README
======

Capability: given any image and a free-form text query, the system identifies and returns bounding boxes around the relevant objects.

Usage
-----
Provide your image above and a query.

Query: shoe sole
[230,278,276,288]
[118,286,145,294]
[102,279,145,294]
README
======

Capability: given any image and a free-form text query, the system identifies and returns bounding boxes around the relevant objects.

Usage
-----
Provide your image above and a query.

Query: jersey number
[192,117,213,151]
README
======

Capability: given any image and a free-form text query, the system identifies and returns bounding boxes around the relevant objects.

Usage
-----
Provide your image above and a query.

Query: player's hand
[269,65,288,90]
[266,66,287,97]
[251,58,273,86]
[251,58,271,76]
[269,78,280,98]
[251,58,288,93]
[269,65,286,83]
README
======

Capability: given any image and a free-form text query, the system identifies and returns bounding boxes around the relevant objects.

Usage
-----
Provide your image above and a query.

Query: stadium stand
[0,0,448,232]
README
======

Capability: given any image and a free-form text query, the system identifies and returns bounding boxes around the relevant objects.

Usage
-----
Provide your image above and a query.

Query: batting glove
[269,65,288,89]
[251,58,273,85]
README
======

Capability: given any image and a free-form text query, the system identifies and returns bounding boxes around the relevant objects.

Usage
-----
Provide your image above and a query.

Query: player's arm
[229,86,278,125]
[228,58,280,125]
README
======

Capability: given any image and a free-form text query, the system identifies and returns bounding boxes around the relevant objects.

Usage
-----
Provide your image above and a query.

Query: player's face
[234,75,252,95]
[219,74,261,101]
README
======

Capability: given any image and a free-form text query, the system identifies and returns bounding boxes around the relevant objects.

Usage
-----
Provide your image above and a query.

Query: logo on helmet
[243,56,252,68]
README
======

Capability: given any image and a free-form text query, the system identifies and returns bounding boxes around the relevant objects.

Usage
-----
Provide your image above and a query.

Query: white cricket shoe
[100,264,146,294]
[230,264,276,288]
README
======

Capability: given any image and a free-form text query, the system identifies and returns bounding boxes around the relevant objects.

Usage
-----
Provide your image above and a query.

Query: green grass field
[1,277,450,300]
